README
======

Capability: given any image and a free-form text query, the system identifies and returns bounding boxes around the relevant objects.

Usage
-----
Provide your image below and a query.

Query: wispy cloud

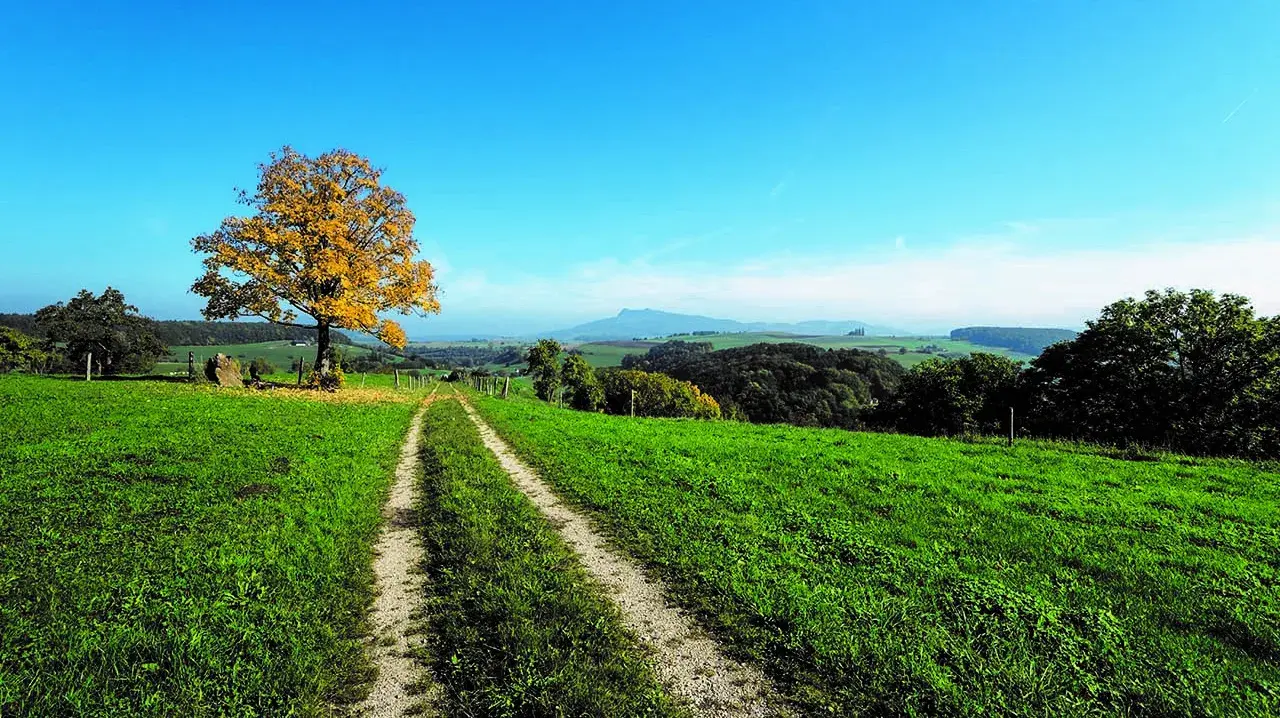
[1222,88,1258,124]
[769,172,793,201]
[435,221,1280,330]
[639,226,733,262]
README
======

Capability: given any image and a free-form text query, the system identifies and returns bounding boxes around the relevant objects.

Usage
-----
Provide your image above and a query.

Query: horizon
[4,2,1279,336]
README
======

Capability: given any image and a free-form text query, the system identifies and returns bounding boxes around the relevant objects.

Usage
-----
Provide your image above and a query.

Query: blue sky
[3,1,1279,336]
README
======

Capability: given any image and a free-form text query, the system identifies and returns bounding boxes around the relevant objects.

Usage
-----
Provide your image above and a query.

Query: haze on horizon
[3,2,1279,338]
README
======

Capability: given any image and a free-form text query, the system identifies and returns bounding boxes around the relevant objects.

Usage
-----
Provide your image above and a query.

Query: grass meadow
[471,393,1280,716]
[0,376,418,715]
[157,340,389,375]
[414,398,686,716]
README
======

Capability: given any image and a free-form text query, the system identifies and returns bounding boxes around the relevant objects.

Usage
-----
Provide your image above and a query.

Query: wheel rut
[357,386,441,717]
[456,397,786,718]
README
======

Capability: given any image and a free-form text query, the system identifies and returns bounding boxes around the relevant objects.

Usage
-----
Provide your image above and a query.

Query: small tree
[561,354,603,410]
[191,146,440,385]
[526,339,562,401]
[0,327,51,374]
[35,288,165,375]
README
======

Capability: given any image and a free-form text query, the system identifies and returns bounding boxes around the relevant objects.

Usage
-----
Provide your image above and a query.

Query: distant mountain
[545,309,904,342]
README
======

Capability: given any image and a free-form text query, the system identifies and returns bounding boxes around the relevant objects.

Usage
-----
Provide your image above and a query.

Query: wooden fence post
[630,389,635,417]
[187,351,194,379]
[298,360,305,386]
[85,352,92,382]
[1008,407,1015,447]
[502,376,510,399]
[361,373,366,388]
[394,369,400,389]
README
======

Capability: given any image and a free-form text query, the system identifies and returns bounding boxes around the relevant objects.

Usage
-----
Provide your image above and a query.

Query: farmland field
[471,393,1280,716]
[576,332,1037,369]
[0,376,419,715]
[159,340,389,375]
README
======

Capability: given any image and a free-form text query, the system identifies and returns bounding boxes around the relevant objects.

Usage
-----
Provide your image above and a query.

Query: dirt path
[457,398,785,718]
[356,387,440,717]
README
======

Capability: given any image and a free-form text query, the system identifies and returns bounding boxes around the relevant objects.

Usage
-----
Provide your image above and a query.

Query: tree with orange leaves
[191,147,439,385]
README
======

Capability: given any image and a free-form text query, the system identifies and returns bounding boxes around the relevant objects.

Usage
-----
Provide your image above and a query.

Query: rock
[204,353,244,388]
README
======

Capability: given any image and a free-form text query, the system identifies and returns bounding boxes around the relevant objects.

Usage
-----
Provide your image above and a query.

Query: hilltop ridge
[545,308,905,341]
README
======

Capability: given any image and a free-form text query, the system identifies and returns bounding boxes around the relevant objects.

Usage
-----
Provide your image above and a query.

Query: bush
[306,366,345,392]
[248,357,274,379]
[597,368,720,419]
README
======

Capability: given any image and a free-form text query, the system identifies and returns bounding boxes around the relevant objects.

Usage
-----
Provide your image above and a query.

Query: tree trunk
[315,322,332,378]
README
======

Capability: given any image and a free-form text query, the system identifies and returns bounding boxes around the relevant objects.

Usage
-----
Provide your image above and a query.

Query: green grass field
[0,376,419,715]
[576,332,1036,369]
[159,340,388,375]
[414,397,686,716]
[471,394,1280,716]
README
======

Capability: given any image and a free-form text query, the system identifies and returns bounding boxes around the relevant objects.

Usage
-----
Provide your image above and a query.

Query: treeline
[0,313,353,347]
[150,321,353,346]
[606,289,1280,460]
[622,341,903,427]
[405,345,524,368]
[949,326,1077,355]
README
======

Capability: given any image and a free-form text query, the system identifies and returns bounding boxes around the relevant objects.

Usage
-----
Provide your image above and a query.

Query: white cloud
[430,223,1280,331]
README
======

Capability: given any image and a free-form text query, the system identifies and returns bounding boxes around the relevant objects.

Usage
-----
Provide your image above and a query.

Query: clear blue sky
[3,1,1279,336]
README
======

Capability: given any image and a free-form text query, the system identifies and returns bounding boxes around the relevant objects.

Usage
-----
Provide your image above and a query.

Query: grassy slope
[159,340,385,374]
[0,376,417,716]
[472,395,1280,717]
[577,333,1036,369]
[415,398,686,717]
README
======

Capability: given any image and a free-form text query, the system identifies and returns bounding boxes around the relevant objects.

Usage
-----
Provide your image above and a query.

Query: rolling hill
[546,308,903,341]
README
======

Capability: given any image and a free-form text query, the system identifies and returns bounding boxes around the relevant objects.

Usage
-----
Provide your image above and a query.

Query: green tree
[35,288,165,375]
[0,327,52,374]
[526,339,562,401]
[893,353,1021,436]
[1022,288,1280,456]
[597,368,721,419]
[561,354,603,411]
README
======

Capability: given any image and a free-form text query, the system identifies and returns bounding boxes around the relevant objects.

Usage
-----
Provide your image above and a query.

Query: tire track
[456,397,786,718]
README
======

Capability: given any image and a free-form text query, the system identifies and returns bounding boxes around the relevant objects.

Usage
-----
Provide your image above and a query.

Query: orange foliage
[191,147,439,350]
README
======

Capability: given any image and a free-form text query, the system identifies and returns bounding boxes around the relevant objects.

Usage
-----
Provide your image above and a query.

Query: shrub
[248,357,274,379]
[597,368,720,419]
[306,366,345,392]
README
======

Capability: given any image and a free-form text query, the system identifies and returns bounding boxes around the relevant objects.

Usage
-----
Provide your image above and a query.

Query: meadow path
[357,386,440,717]
[457,397,785,718]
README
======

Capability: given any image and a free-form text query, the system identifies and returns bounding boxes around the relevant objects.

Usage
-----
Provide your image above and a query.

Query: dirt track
[457,398,786,718]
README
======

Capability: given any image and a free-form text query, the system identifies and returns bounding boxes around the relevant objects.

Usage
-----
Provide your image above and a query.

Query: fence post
[361,373,366,388]
[502,377,510,399]
[630,389,635,418]
[298,360,305,386]
[85,352,92,382]
[394,369,400,389]
[1008,407,1014,447]
[187,351,194,379]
